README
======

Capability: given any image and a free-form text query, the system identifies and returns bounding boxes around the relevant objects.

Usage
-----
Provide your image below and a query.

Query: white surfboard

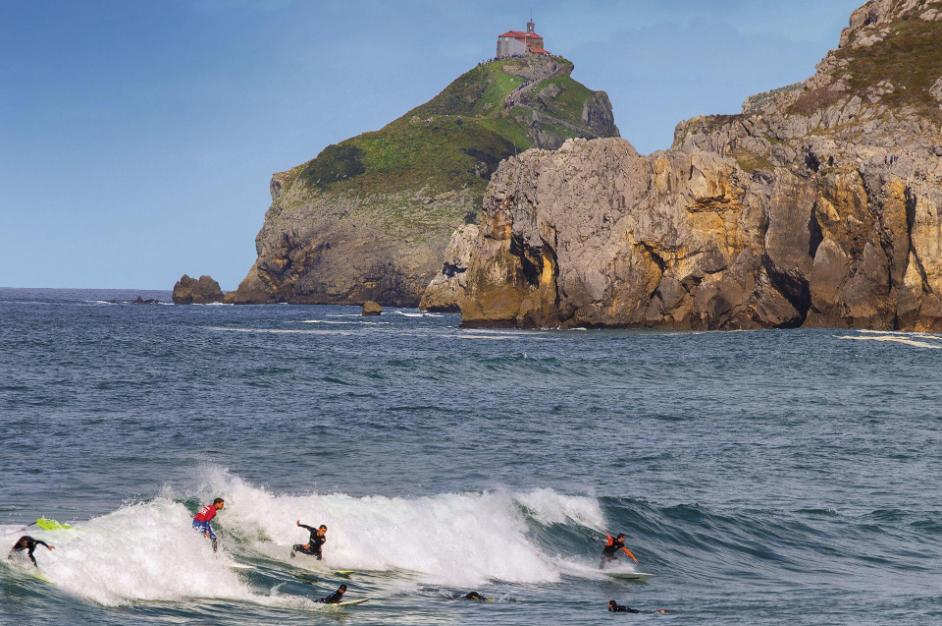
[227,563,256,570]
[328,598,369,608]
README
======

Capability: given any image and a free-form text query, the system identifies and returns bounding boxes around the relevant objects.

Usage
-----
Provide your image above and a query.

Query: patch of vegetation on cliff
[733,149,774,173]
[742,82,802,114]
[531,73,593,126]
[305,116,516,197]
[476,114,533,152]
[672,114,742,149]
[839,16,942,120]
[299,144,366,190]
[411,60,526,117]
[789,16,942,119]
[787,85,843,116]
[356,189,477,234]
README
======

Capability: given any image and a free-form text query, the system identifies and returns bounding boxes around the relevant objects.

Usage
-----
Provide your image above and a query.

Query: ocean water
[1,287,940,625]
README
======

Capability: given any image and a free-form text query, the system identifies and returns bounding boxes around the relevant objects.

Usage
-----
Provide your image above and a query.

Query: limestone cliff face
[430,0,942,330]
[419,224,480,312]
[231,55,618,306]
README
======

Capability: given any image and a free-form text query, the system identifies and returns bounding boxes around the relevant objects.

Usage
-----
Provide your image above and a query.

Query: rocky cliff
[231,55,618,306]
[429,0,942,331]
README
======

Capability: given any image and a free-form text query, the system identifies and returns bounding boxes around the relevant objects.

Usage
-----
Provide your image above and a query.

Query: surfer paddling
[317,583,347,604]
[609,600,670,615]
[608,600,640,613]
[291,520,327,560]
[192,497,225,552]
[600,532,638,569]
[9,536,54,567]
[463,591,488,601]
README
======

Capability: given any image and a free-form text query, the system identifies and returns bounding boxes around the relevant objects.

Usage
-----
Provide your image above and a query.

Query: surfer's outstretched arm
[297,520,315,531]
[28,541,53,567]
[621,546,639,563]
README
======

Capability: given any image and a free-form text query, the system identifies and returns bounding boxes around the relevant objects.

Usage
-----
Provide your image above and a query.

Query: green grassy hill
[297,55,615,198]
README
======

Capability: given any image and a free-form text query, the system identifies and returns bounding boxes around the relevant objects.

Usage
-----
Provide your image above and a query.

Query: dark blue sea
[1,287,940,625]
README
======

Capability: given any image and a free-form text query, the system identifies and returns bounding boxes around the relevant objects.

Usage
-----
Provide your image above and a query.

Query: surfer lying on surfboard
[608,600,640,613]
[9,536,54,567]
[192,498,225,552]
[600,533,638,568]
[291,520,327,560]
[609,600,670,615]
[317,584,346,604]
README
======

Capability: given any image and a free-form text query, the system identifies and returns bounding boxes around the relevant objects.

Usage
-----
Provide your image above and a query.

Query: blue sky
[0,0,861,290]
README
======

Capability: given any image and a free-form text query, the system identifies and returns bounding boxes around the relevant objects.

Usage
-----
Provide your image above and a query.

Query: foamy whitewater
[1,288,940,626]
[1,472,606,610]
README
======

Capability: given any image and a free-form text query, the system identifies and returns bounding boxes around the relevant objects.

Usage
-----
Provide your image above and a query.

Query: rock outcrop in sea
[230,55,618,306]
[172,274,225,304]
[426,0,942,331]
[361,300,383,316]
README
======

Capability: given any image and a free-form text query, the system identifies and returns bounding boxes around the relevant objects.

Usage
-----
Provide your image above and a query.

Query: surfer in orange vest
[600,532,638,568]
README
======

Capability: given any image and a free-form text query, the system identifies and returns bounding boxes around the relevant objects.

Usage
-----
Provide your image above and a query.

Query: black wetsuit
[293,524,326,559]
[10,536,50,567]
[463,592,487,601]
[609,603,640,613]
[318,591,345,604]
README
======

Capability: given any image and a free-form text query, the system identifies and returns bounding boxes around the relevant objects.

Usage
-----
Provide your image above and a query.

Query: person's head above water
[615,533,625,542]
[608,600,618,611]
[337,584,347,593]
[213,498,225,510]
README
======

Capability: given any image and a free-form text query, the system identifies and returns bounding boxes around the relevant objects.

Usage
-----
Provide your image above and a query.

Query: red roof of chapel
[499,30,543,40]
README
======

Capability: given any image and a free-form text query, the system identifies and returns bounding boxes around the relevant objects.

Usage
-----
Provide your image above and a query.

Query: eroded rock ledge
[444,138,942,330]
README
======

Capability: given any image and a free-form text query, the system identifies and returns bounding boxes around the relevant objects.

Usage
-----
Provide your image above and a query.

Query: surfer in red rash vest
[192,498,225,552]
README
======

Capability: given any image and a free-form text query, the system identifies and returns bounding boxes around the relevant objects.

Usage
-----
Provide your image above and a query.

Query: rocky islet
[171,274,225,304]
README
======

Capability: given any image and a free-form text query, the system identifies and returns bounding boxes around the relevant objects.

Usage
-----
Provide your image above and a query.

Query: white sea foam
[515,488,605,529]
[0,500,262,606]
[0,472,608,604]
[301,319,388,326]
[206,327,353,336]
[857,328,940,336]
[459,329,544,336]
[193,470,603,587]
[837,335,942,349]
[392,311,442,318]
